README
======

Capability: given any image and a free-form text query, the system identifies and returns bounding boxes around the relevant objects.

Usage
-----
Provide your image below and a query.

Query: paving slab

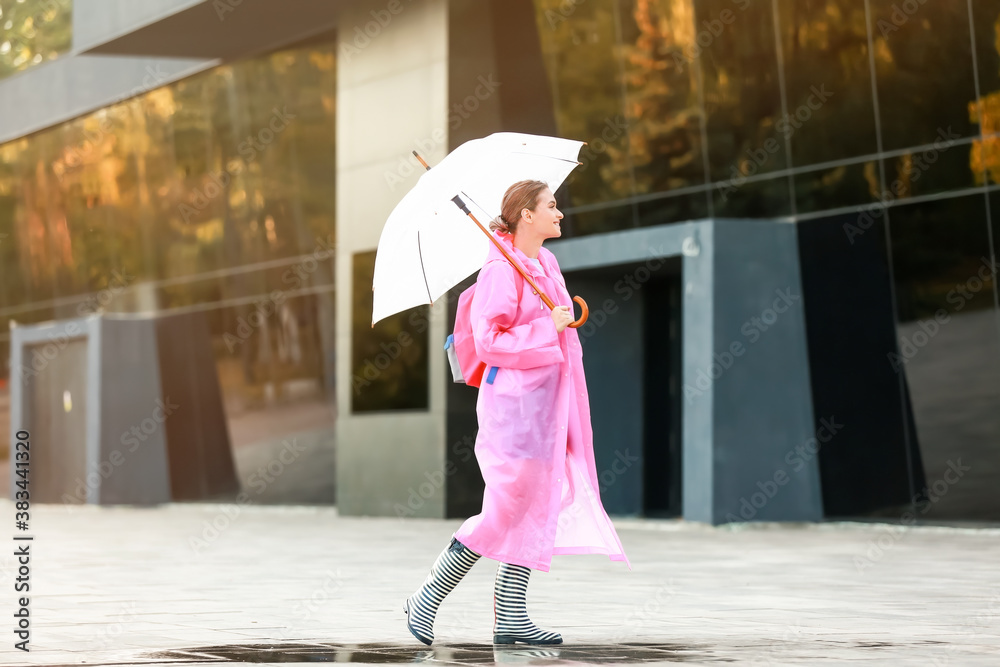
[0,501,998,665]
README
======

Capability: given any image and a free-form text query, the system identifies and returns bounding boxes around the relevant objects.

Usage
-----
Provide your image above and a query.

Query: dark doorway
[643,272,682,517]
[565,257,682,517]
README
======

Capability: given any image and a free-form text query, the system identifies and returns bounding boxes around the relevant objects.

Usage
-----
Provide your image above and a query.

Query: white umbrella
[371,132,588,326]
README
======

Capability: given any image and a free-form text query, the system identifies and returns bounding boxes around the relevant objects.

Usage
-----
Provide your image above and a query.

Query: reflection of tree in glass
[888,196,996,322]
[607,0,703,196]
[969,14,1000,185]
[532,0,630,206]
[533,0,707,204]
[0,36,340,404]
[0,0,73,81]
[885,4,999,323]
[777,0,874,166]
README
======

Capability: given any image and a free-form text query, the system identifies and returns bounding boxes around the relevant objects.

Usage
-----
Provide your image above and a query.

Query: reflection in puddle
[150,641,732,663]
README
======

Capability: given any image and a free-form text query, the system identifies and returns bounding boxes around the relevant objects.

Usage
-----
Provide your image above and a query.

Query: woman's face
[522,188,564,239]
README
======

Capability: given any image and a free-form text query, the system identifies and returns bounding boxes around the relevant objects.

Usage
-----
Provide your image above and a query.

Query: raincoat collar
[487,231,549,279]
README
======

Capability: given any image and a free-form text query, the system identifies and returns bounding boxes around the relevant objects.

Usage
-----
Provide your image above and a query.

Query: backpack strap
[483,259,525,386]
[452,258,531,388]
[487,257,526,309]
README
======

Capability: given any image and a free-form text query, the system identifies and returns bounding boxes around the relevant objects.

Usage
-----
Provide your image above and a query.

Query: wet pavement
[149,641,727,663]
[1,501,998,666]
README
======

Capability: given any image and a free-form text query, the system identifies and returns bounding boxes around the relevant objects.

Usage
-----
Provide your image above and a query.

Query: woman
[404,180,630,646]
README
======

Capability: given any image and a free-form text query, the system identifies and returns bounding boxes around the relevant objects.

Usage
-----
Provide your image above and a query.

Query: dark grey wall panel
[571,271,645,515]
[709,220,821,523]
[97,318,172,504]
[796,214,925,516]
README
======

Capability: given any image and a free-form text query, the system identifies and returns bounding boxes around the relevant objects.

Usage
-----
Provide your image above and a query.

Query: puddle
[149,641,733,664]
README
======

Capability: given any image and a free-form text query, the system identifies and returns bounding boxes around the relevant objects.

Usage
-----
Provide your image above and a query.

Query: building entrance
[566,258,682,517]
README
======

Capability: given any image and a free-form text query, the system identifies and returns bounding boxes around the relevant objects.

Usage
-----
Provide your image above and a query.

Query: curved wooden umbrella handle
[568,295,589,328]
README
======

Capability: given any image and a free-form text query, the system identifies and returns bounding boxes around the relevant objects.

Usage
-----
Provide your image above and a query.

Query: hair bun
[489,214,510,234]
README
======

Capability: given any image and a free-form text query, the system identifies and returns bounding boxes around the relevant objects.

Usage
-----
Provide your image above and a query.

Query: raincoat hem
[551,547,633,570]
[452,535,553,572]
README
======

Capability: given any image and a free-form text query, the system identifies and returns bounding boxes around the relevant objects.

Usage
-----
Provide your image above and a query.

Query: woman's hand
[550,305,573,332]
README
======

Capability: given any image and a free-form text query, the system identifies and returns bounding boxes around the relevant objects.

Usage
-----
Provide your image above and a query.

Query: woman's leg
[492,563,563,645]
[404,536,481,645]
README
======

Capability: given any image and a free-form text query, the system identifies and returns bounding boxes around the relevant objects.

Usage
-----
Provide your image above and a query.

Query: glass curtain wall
[529,0,1000,232]
[0,35,338,502]
[523,0,1000,520]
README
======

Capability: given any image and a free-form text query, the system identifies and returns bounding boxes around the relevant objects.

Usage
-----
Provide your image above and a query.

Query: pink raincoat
[454,231,631,572]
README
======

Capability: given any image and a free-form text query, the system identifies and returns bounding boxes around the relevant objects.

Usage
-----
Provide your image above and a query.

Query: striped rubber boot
[493,563,563,645]
[404,536,481,645]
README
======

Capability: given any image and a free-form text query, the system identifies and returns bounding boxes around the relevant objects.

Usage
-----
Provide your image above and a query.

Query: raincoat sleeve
[471,260,564,370]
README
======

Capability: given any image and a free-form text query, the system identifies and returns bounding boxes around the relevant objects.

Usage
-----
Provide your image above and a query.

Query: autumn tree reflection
[0,0,72,81]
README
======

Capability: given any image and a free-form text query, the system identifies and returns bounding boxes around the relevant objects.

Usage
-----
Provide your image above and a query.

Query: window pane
[619,0,707,199]
[712,175,792,218]
[700,0,789,181]
[777,0,878,166]
[351,250,429,413]
[888,195,1000,520]
[883,137,982,204]
[871,0,979,151]
[533,0,631,211]
[970,3,1000,189]
[637,191,710,226]
[793,161,880,214]
[796,212,918,517]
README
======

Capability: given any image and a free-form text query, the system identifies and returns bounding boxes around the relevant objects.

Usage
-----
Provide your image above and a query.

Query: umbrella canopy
[371,132,584,326]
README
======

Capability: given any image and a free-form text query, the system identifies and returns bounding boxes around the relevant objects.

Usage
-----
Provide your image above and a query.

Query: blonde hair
[488,180,549,235]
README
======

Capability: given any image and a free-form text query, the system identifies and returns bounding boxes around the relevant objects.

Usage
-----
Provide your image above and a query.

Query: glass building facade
[0,34,340,499]
[527,0,1000,521]
[2,0,998,520]
[528,0,1000,234]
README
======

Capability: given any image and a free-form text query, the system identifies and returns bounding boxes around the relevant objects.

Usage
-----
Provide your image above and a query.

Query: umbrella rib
[460,191,494,221]
[417,229,433,304]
